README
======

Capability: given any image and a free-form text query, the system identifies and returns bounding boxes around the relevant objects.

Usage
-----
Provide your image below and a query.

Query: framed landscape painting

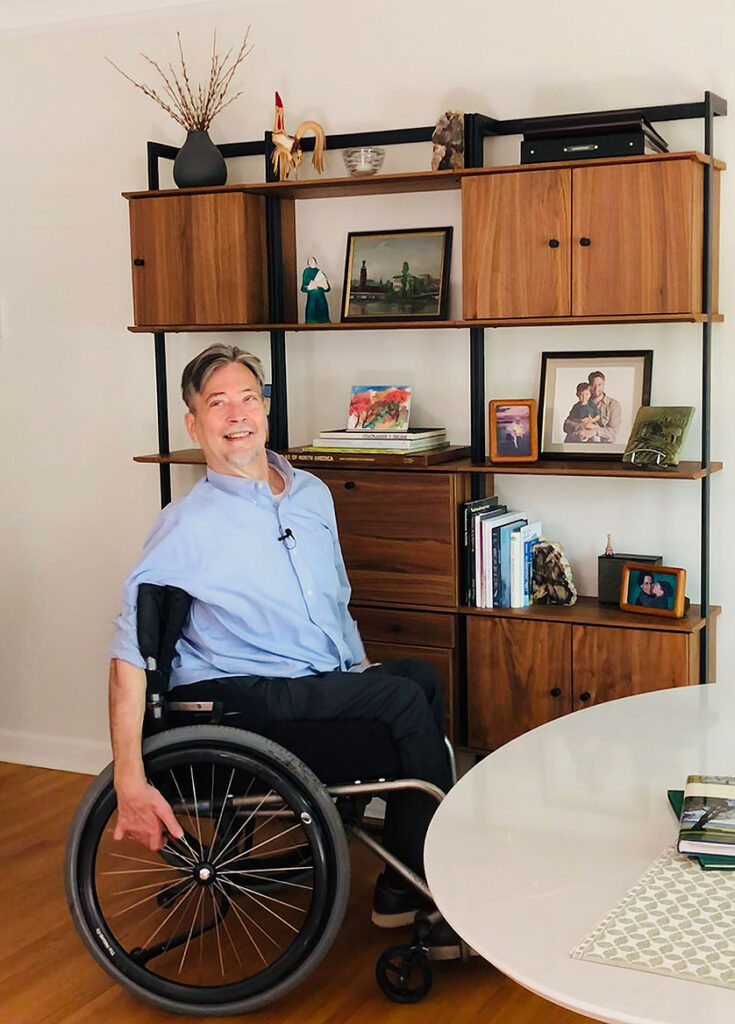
[341,227,452,322]
[538,350,653,460]
[489,399,538,462]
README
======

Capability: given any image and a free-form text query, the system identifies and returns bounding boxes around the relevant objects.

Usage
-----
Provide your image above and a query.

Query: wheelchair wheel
[65,726,350,1016]
[375,945,433,1003]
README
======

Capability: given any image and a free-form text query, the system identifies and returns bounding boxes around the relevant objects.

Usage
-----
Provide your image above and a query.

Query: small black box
[521,130,662,164]
[598,553,663,605]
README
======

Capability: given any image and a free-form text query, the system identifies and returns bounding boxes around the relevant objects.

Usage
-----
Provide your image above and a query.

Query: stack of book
[463,496,542,609]
[673,775,735,871]
[287,428,469,467]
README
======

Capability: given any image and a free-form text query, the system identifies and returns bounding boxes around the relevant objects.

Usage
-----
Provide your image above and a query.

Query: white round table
[425,684,735,1024]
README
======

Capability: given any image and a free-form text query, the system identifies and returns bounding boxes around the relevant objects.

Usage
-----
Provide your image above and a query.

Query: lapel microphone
[277,527,296,547]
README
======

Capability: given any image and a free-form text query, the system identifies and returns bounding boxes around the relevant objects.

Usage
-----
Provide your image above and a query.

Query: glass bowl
[343,147,385,177]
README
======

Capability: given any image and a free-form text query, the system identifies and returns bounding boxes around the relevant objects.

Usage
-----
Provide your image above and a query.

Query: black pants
[168,659,452,882]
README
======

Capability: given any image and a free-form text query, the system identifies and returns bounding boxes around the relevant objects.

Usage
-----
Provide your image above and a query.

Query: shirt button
[307,590,313,597]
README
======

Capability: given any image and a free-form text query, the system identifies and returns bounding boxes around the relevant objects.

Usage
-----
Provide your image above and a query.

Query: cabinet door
[316,471,460,607]
[572,624,697,710]
[462,169,571,318]
[466,617,571,751]
[128,192,267,325]
[572,159,702,316]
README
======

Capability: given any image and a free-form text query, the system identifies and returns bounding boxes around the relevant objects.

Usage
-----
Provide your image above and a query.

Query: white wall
[0,0,731,774]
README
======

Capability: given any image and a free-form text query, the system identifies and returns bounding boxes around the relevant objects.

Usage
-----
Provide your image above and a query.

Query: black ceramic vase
[173,131,227,188]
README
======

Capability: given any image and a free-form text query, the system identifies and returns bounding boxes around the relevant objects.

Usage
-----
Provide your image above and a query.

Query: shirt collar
[205,450,294,499]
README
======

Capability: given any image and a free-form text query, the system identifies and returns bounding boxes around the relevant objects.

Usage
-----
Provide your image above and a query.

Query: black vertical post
[264,131,289,451]
[699,91,714,683]
[153,332,172,508]
[464,113,487,500]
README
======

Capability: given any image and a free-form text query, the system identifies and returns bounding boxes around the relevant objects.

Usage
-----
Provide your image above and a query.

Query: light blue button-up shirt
[111,452,366,687]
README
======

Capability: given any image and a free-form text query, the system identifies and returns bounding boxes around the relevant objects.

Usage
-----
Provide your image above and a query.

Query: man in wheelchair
[108,342,456,958]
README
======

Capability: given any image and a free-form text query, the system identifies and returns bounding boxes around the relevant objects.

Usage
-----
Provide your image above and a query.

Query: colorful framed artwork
[341,227,452,322]
[346,385,412,430]
[489,399,538,462]
[620,562,687,618]
[538,350,653,460]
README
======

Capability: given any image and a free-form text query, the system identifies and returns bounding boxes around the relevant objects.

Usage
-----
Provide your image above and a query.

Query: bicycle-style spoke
[215,822,304,870]
[213,882,271,962]
[217,876,303,931]
[210,788,276,867]
[188,765,205,859]
[178,886,205,974]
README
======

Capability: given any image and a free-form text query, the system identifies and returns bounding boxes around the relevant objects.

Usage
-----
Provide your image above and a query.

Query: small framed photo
[489,399,538,462]
[539,350,653,460]
[620,562,687,618]
[341,227,452,322]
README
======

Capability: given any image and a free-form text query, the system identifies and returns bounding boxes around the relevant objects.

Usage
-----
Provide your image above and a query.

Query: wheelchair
[65,585,467,1015]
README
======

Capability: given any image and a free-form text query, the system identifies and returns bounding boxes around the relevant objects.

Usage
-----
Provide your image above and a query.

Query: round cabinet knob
[548,238,560,249]
[344,481,356,490]
[549,687,562,697]
[579,237,591,247]
[579,691,591,702]
[133,257,146,266]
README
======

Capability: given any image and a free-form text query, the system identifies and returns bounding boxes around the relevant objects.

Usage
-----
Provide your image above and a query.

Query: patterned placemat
[571,843,735,989]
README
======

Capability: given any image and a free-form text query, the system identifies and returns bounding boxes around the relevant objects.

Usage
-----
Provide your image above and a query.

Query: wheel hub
[193,862,216,885]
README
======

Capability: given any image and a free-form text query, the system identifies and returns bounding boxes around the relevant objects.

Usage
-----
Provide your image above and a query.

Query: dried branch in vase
[107,28,253,132]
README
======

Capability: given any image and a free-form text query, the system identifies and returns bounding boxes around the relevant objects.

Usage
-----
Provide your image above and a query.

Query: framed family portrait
[538,350,653,460]
[620,562,687,618]
[489,399,538,462]
[341,227,452,322]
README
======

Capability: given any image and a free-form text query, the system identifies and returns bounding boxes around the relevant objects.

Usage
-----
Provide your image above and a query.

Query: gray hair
[181,344,265,412]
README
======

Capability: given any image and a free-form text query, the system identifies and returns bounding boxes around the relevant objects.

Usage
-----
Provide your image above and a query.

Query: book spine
[510,531,523,608]
[491,527,501,608]
[464,506,474,607]
[319,430,444,441]
[312,438,446,451]
[285,446,469,467]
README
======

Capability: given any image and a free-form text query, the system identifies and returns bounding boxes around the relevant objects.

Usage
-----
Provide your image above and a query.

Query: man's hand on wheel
[114,780,185,851]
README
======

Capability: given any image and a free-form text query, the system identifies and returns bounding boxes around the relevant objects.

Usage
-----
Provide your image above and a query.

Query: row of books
[286,426,470,467]
[463,496,542,608]
[675,774,735,871]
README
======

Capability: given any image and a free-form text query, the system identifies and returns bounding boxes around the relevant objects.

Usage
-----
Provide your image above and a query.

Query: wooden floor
[0,761,597,1023]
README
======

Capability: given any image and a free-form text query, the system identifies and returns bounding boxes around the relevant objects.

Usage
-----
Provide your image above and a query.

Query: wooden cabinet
[313,469,467,608]
[462,154,720,320]
[465,608,717,751]
[126,190,297,327]
[351,606,459,741]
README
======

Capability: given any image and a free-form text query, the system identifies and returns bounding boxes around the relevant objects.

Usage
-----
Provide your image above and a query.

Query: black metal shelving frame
[141,90,725,684]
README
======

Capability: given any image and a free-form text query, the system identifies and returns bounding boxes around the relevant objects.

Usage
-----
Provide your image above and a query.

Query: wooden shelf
[128,313,723,333]
[122,151,724,204]
[459,596,719,634]
[447,458,723,480]
[134,451,721,480]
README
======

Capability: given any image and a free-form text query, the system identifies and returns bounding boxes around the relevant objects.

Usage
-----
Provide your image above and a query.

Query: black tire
[375,945,433,1003]
[65,726,350,1016]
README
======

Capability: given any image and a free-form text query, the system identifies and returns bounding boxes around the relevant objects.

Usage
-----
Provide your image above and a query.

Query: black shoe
[371,873,432,928]
[422,918,480,961]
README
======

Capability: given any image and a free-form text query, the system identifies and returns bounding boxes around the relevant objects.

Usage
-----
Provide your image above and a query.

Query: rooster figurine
[271,91,326,181]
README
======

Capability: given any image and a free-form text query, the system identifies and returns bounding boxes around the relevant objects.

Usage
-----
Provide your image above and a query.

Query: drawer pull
[579,691,591,702]
[344,481,356,490]
[391,624,403,633]
[549,687,561,698]
[133,257,146,266]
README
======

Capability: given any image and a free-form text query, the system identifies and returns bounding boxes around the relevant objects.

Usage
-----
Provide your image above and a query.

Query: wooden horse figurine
[271,91,326,181]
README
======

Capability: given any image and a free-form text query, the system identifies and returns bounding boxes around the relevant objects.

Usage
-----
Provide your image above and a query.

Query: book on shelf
[347,385,412,430]
[668,789,735,870]
[311,432,447,452]
[677,775,735,858]
[512,521,542,608]
[284,445,469,468]
[477,510,526,608]
[495,517,528,608]
[317,427,446,442]
[462,497,506,606]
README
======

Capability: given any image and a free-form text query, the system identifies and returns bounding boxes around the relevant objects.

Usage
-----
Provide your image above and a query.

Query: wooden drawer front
[572,625,697,709]
[352,606,456,648]
[361,640,458,743]
[466,616,571,751]
[317,471,459,607]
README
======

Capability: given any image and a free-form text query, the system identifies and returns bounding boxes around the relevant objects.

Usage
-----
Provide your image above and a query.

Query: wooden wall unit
[126,106,724,754]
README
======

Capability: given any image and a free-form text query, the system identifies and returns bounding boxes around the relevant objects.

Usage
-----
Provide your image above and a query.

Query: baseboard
[0,728,109,776]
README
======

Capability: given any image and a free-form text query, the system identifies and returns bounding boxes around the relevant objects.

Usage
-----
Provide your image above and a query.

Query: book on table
[668,789,735,869]
[677,775,735,858]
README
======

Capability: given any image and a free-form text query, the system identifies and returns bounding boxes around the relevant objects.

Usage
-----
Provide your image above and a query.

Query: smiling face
[185,361,268,478]
[588,374,605,400]
[640,575,654,594]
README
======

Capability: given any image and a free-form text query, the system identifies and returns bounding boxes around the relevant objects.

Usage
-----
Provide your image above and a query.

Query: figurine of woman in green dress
[301,255,331,323]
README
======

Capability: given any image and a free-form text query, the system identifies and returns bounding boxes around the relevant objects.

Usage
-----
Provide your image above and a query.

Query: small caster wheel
[375,945,433,1003]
